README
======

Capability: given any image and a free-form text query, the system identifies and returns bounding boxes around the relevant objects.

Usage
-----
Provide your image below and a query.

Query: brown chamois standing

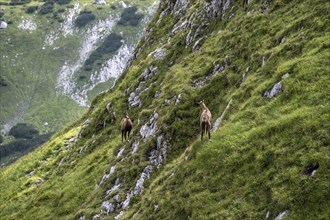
[120,112,132,142]
[199,100,212,140]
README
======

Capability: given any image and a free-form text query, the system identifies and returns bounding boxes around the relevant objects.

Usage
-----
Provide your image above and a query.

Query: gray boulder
[94,0,106,5]
[119,1,127,8]
[101,201,115,214]
[0,21,7,29]
[264,82,282,99]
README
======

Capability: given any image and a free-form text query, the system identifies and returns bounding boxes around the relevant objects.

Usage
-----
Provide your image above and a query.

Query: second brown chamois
[120,112,133,142]
[199,100,212,140]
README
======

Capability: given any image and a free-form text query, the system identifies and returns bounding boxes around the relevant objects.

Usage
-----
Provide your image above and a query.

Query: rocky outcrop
[264,73,289,99]
[101,201,115,214]
[17,19,37,30]
[128,66,159,108]
[212,99,232,132]
[140,111,158,141]
[139,66,158,81]
[148,48,167,60]
[192,62,224,87]
[96,166,115,188]
[275,210,290,220]
[132,140,139,153]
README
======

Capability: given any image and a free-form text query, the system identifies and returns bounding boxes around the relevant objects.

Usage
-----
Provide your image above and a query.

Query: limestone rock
[275,210,290,220]
[101,201,115,214]
[0,21,8,29]
[148,48,167,60]
[140,111,158,140]
[264,82,282,99]
[119,1,127,8]
[132,140,139,153]
[94,0,106,5]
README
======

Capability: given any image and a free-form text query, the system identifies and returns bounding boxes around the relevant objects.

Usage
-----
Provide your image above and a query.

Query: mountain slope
[0,0,329,219]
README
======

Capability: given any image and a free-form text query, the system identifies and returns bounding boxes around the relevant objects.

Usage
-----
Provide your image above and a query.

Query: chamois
[199,100,212,140]
[120,112,133,142]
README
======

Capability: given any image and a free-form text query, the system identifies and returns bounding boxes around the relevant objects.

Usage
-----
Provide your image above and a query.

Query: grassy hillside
[0,0,329,219]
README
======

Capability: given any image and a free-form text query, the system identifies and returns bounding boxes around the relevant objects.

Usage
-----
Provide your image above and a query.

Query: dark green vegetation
[0,124,53,165]
[118,6,144,26]
[0,133,53,165]
[9,123,39,139]
[74,10,96,27]
[0,0,329,219]
[83,33,123,72]
[38,0,71,15]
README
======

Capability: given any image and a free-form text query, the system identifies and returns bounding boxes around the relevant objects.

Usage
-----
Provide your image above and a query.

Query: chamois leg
[127,130,131,140]
[200,123,203,140]
[121,131,124,142]
[208,123,211,139]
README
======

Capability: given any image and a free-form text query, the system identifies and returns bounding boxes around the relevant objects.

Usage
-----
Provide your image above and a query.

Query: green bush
[0,76,7,86]
[55,0,70,5]
[39,2,54,15]
[9,0,30,6]
[26,6,38,14]
[118,6,144,26]
[74,12,95,27]
[9,123,39,139]
[84,33,123,68]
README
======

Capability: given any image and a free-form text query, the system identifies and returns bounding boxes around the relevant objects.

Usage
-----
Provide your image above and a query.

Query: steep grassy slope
[0,0,329,219]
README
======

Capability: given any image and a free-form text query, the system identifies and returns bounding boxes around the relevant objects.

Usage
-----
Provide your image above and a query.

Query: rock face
[212,99,232,132]
[192,62,224,87]
[148,48,167,60]
[101,201,115,214]
[264,73,290,99]
[140,111,158,141]
[128,66,159,108]
[275,210,290,220]
[139,66,158,81]
[265,81,282,98]
[0,21,7,29]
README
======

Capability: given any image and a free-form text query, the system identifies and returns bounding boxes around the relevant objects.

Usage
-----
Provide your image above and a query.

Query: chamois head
[198,100,206,109]
[125,111,130,119]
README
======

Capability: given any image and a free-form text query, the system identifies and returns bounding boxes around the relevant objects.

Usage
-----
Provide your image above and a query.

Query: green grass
[0,0,329,219]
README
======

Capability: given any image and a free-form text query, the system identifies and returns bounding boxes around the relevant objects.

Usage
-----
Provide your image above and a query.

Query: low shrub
[39,2,54,15]
[26,6,38,14]
[118,6,143,26]
[74,12,95,27]
[9,123,39,139]
[84,33,123,68]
